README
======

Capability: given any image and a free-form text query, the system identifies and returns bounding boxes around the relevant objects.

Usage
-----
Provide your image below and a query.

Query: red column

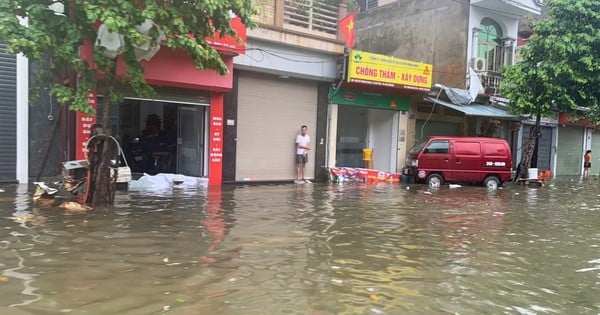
[208,92,224,185]
[75,90,97,160]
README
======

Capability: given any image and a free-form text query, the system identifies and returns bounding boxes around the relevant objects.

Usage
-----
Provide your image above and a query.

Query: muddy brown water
[0,178,599,314]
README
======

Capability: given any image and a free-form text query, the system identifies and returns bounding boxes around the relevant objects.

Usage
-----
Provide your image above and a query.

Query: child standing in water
[583,150,592,178]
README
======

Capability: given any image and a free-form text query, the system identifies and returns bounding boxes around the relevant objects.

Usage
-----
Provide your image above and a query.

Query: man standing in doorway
[295,125,311,184]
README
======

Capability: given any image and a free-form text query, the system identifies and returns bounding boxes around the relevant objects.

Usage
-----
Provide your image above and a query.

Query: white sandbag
[128,173,208,190]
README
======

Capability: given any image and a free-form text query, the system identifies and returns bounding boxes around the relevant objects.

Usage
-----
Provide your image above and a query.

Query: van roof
[428,136,508,142]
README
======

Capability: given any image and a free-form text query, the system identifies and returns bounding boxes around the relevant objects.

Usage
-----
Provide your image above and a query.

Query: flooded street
[0,179,599,315]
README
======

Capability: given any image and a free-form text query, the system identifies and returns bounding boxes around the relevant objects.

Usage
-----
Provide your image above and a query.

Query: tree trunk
[517,113,542,179]
[90,92,117,206]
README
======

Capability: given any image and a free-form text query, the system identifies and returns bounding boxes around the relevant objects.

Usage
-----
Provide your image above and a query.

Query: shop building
[75,19,247,185]
[328,50,433,173]
[556,113,595,176]
[227,1,346,183]
[354,0,544,169]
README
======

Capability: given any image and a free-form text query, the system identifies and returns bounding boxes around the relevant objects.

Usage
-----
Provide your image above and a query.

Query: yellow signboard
[347,50,433,91]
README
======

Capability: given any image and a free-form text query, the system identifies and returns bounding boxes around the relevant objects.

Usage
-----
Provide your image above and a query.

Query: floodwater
[0,178,599,315]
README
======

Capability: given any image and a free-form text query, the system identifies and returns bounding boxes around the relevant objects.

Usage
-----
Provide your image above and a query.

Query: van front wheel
[483,176,501,189]
[426,174,444,188]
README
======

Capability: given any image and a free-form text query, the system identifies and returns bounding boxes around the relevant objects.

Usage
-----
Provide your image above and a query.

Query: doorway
[336,106,397,172]
[117,99,207,177]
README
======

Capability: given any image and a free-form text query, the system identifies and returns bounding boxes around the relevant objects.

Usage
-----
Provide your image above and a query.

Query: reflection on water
[0,179,599,314]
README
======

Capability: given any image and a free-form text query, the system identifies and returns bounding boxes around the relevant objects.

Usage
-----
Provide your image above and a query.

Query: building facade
[355,0,544,172]
[66,19,250,186]
[228,0,346,182]
[328,50,432,174]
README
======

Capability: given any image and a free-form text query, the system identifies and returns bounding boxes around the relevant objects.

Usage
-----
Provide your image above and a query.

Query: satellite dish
[95,24,124,58]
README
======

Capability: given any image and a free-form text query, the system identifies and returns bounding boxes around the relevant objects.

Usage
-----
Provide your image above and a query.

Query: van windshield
[409,140,428,155]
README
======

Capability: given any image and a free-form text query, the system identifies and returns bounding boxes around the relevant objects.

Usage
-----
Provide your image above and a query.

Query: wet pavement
[0,178,599,314]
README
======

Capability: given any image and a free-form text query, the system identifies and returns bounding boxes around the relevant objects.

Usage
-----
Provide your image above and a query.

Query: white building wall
[467,6,521,69]
[16,53,28,183]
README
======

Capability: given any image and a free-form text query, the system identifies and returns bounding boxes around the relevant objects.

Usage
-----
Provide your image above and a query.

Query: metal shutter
[236,71,317,181]
[556,126,584,176]
[535,126,553,171]
[0,43,17,182]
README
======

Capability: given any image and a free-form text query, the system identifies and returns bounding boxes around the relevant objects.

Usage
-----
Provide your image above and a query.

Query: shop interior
[336,106,397,172]
[116,99,205,176]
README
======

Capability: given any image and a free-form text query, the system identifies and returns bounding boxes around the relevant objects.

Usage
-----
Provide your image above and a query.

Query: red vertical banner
[75,90,97,160]
[208,92,224,185]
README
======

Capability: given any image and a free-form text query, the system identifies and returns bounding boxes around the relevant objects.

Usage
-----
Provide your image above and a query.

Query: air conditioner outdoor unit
[472,57,486,71]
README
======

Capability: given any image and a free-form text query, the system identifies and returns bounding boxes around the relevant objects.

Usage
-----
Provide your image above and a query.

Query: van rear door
[482,141,512,181]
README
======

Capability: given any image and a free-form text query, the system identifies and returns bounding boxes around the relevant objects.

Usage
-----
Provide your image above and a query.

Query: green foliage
[501,0,599,121]
[0,0,257,114]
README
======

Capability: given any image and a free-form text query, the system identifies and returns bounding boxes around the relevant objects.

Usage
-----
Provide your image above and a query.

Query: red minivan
[403,136,512,189]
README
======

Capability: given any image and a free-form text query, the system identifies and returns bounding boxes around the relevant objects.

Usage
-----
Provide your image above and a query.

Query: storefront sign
[206,17,246,54]
[328,87,409,111]
[347,50,432,91]
[75,90,97,160]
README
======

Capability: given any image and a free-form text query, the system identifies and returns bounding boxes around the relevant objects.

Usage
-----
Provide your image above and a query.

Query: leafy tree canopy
[0,0,257,114]
[501,0,599,121]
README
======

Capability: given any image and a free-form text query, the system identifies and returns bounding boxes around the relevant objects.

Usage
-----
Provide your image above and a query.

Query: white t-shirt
[296,134,310,155]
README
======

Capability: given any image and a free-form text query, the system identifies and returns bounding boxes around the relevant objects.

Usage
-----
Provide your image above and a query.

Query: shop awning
[425,96,518,119]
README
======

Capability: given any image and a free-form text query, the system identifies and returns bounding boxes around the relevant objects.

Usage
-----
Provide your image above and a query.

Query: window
[478,18,503,71]
[358,0,379,12]
[424,140,449,154]
[409,140,428,155]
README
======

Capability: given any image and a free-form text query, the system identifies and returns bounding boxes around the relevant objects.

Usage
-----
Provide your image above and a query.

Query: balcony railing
[283,0,339,38]
[478,70,503,95]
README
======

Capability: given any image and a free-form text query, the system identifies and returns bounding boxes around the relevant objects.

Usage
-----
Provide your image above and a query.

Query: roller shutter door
[535,126,553,172]
[237,72,317,181]
[556,126,584,176]
[0,43,17,182]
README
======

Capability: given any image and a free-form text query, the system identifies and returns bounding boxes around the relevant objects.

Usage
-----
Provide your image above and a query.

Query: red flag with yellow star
[338,12,356,48]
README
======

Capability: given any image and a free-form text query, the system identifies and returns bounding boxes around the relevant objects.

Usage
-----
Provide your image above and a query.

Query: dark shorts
[296,154,308,164]
[584,162,591,168]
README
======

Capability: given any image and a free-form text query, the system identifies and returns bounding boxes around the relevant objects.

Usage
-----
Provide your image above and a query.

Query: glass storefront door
[336,106,368,168]
[177,106,205,177]
[336,106,397,172]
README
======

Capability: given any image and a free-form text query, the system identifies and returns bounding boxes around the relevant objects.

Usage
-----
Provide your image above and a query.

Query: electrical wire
[420,86,443,140]
[246,48,337,64]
